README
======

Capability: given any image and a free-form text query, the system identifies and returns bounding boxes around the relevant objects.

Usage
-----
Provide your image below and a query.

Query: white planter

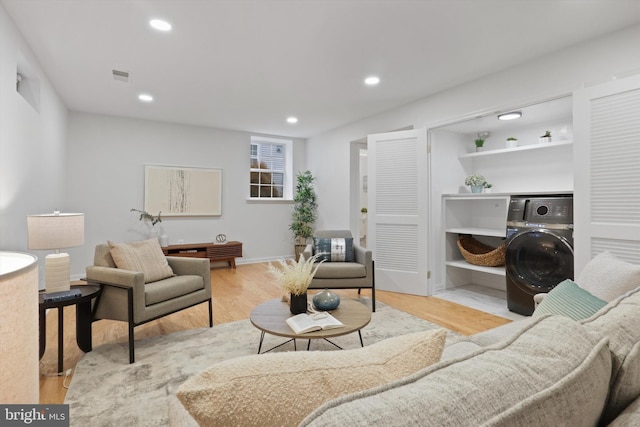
[506,140,518,148]
[539,136,552,143]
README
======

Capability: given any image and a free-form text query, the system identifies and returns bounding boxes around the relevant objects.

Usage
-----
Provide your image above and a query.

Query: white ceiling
[3,0,640,139]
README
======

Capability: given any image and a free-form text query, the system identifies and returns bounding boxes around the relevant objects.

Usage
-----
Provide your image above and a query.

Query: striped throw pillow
[532,279,606,321]
[313,237,354,262]
[108,238,174,283]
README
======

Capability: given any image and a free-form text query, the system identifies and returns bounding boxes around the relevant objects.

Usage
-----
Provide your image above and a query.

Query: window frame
[249,136,293,201]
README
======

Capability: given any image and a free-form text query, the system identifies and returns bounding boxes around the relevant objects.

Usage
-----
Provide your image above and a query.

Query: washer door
[505,229,574,293]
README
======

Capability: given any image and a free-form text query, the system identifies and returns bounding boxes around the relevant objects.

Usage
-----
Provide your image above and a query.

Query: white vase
[506,140,518,148]
[148,228,159,240]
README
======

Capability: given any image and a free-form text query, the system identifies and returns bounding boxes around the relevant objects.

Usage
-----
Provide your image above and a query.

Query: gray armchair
[303,230,375,312]
[86,243,212,363]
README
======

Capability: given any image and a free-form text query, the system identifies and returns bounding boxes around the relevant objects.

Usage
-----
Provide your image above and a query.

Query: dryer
[505,195,574,315]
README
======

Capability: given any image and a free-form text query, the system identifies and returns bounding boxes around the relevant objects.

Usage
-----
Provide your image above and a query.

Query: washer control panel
[507,195,573,225]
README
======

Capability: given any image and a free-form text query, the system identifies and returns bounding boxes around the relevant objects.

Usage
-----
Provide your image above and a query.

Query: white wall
[308,24,640,236]
[0,4,68,285]
[66,112,307,277]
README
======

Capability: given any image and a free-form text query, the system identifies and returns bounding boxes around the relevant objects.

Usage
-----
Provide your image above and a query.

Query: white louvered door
[574,74,640,275]
[367,129,429,295]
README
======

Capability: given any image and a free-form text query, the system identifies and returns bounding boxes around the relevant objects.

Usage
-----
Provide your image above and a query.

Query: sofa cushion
[581,286,640,424]
[108,238,174,284]
[312,262,366,279]
[301,316,611,427]
[145,275,204,306]
[577,251,640,302]
[608,392,640,426]
[94,244,117,268]
[532,279,607,321]
[440,340,483,360]
[313,237,354,262]
[176,329,447,427]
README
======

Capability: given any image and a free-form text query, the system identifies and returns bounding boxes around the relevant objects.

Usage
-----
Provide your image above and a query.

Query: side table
[39,284,102,374]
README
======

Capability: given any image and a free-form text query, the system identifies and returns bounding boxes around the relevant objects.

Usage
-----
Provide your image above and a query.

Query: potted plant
[474,138,485,152]
[290,170,317,260]
[506,137,518,149]
[539,130,552,143]
[483,182,493,193]
[464,174,487,194]
[268,254,323,314]
[131,208,165,241]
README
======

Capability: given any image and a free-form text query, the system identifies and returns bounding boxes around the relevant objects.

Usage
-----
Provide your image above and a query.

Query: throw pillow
[577,251,640,302]
[532,279,607,321]
[108,238,174,283]
[176,328,446,427]
[313,237,354,262]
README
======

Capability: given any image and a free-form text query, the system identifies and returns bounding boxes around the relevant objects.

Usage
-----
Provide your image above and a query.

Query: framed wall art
[144,165,222,216]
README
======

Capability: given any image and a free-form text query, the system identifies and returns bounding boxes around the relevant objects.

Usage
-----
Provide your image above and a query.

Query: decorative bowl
[312,289,340,311]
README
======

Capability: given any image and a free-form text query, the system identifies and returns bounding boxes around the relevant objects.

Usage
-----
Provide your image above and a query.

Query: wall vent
[112,69,129,82]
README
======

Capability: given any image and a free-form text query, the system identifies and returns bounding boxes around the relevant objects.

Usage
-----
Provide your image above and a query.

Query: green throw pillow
[533,279,607,321]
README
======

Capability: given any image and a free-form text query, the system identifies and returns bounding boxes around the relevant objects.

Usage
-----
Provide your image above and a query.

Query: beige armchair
[86,242,212,363]
[303,230,375,312]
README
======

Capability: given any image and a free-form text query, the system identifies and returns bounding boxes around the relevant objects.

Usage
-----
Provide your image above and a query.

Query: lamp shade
[27,212,84,250]
[27,212,84,293]
[0,251,39,403]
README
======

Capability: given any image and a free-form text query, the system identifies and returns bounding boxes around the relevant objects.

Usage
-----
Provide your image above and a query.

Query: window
[250,136,293,199]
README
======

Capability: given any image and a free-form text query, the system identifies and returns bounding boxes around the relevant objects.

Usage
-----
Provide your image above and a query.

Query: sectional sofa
[172,252,640,426]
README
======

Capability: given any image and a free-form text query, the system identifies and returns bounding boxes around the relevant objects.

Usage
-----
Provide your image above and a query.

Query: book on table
[286,312,345,334]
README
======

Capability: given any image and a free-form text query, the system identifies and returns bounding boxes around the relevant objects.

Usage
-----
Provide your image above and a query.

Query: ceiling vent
[112,69,129,82]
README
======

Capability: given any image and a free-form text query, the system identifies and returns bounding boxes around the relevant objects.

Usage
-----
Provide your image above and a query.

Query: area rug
[65,300,460,426]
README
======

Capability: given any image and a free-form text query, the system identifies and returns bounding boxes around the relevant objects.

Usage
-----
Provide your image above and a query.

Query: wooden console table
[162,241,243,269]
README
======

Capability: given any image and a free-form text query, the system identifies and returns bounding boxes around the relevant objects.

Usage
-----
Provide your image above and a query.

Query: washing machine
[505,195,574,315]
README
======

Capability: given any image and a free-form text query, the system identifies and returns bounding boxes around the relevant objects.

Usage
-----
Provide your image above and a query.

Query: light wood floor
[39,262,511,404]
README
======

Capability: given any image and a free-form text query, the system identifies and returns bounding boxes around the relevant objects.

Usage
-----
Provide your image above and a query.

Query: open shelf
[446,260,506,276]
[459,140,573,159]
[445,227,505,237]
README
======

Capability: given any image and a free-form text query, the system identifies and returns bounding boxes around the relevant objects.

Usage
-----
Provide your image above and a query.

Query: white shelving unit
[459,140,573,159]
[443,195,509,289]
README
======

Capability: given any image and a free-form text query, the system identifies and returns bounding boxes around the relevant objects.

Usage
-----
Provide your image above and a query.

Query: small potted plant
[268,254,323,314]
[474,138,485,152]
[506,137,518,149]
[483,182,493,193]
[464,174,487,194]
[539,130,552,143]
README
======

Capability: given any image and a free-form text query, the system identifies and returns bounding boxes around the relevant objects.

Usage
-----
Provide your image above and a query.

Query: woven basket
[456,235,505,267]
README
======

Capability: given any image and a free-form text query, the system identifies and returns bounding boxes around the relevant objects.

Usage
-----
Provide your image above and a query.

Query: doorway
[350,139,368,247]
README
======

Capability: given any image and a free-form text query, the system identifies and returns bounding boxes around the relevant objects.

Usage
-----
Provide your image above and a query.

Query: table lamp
[0,251,39,403]
[27,211,84,293]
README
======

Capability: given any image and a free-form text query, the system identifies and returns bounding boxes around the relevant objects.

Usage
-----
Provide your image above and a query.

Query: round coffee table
[250,298,371,354]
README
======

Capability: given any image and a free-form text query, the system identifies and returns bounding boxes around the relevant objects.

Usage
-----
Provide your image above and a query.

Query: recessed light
[364,76,380,86]
[286,116,298,124]
[138,94,154,102]
[498,111,522,120]
[150,19,172,31]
